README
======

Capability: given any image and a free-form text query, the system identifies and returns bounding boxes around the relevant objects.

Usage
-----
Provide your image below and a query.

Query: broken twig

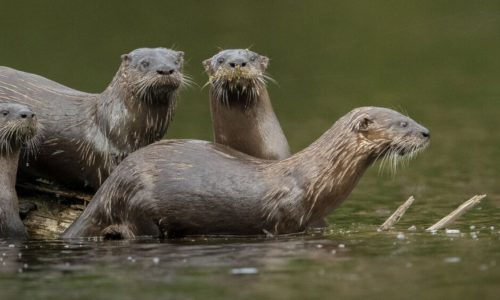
[17,183,92,203]
[377,196,415,231]
[426,194,486,232]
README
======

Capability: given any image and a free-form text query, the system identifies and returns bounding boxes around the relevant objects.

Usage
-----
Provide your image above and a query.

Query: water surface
[0,1,499,299]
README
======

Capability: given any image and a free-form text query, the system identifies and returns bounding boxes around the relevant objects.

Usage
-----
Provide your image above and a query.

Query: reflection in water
[1,229,499,299]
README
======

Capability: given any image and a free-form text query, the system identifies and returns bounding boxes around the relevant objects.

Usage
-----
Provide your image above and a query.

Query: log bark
[18,184,90,239]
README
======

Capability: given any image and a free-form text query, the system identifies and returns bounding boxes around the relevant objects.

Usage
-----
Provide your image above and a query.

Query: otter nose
[156,66,176,75]
[19,110,35,119]
[228,59,248,68]
[422,130,430,138]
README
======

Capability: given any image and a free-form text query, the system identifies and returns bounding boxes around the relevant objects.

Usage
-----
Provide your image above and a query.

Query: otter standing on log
[0,48,187,190]
[203,49,290,160]
[63,107,430,239]
[0,103,37,239]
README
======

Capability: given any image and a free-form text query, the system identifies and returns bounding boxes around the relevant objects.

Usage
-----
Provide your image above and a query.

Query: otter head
[350,107,430,170]
[0,103,38,154]
[203,49,271,107]
[121,47,185,102]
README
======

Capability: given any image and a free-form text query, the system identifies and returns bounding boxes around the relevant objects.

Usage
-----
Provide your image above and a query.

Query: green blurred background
[1,1,499,299]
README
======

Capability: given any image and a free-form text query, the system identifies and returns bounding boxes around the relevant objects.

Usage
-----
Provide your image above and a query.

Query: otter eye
[1,110,8,116]
[141,60,150,67]
[217,57,225,64]
[400,121,408,128]
[174,60,180,65]
[250,56,257,62]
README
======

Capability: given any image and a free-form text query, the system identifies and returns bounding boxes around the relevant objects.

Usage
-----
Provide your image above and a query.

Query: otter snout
[421,129,430,138]
[19,109,35,119]
[156,65,176,75]
[228,58,248,68]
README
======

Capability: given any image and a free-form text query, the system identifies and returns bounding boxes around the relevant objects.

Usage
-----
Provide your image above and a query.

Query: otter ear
[353,115,373,132]
[202,58,212,73]
[121,54,130,62]
[260,56,269,69]
[177,51,184,59]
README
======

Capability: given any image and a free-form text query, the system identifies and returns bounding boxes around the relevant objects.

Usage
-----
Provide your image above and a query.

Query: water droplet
[338,244,345,248]
[152,257,160,264]
[397,233,405,240]
[444,257,461,264]
[230,267,258,275]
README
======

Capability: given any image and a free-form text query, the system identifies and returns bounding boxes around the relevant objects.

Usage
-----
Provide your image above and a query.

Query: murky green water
[1,1,499,299]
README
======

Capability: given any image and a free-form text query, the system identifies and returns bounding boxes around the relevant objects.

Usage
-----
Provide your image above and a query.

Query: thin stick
[17,183,92,203]
[377,196,415,231]
[426,195,486,232]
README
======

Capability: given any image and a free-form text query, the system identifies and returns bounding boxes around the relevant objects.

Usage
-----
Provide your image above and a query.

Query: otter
[203,49,290,160]
[62,107,430,239]
[0,47,187,190]
[0,103,37,239]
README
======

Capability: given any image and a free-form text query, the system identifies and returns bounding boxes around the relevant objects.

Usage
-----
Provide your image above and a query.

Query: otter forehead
[0,102,32,112]
[346,106,430,139]
[211,49,260,61]
[204,49,268,73]
[127,47,183,61]
[0,103,35,122]
[124,47,184,74]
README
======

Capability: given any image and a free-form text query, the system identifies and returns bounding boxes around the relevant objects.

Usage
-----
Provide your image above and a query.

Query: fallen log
[18,183,91,239]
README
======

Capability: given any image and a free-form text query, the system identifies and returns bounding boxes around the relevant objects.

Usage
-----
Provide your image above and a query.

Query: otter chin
[0,47,189,190]
[62,106,429,239]
[203,49,290,160]
[0,103,38,239]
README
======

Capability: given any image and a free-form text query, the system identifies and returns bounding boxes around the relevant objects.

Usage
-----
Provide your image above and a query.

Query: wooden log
[377,196,415,231]
[18,183,91,239]
[426,194,486,232]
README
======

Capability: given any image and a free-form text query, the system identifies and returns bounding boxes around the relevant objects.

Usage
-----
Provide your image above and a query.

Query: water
[1,1,499,299]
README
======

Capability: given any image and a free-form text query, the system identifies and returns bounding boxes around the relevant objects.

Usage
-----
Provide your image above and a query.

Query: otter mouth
[377,137,429,173]
[133,72,192,103]
[0,118,39,154]
[206,67,272,107]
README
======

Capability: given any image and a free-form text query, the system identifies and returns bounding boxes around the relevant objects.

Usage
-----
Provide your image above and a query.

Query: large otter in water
[63,107,430,239]
[203,49,290,160]
[0,103,37,239]
[0,47,187,189]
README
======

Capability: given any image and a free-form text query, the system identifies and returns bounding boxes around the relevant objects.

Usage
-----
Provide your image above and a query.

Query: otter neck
[96,65,177,153]
[271,125,375,222]
[210,87,290,160]
[0,150,20,211]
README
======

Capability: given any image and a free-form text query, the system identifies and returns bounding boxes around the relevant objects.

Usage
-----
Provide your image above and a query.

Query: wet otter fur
[62,107,430,239]
[204,49,290,160]
[0,47,188,190]
[0,103,37,239]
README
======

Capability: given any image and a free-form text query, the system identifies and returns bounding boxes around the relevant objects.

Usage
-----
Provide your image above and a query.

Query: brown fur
[0,103,37,239]
[0,47,187,189]
[63,107,430,239]
[203,49,290,160]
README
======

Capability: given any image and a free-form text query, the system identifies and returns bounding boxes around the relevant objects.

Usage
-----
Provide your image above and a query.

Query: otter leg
[101,224,135,240]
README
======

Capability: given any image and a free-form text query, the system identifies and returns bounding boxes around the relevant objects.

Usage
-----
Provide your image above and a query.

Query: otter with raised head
[203,49,290,160]
[0,103,37,239]
[0,47,187,189]
[63,107,430,239]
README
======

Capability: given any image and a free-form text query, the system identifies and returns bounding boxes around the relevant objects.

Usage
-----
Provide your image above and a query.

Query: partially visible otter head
[120,47,186,102]
[345,107,430,169]
[0,103,37,154]
[203,49,271,107]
